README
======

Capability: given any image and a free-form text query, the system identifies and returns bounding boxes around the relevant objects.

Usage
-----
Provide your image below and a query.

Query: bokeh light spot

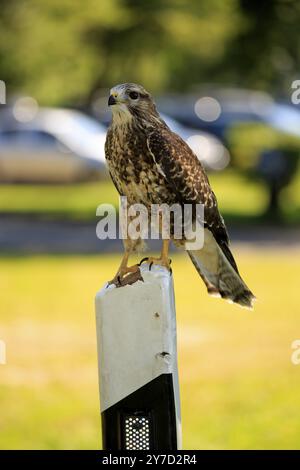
[194,96,221,122]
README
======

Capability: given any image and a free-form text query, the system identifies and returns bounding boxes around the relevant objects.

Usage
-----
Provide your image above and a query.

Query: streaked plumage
[105,83,255,308]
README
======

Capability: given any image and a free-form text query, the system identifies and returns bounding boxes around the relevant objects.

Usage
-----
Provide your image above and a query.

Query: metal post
[95,264,181,451]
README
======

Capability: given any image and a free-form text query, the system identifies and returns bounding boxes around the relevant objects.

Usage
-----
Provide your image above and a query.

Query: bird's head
[108,83,159,124]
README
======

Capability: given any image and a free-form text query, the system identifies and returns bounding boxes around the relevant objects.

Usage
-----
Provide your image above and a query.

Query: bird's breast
[106,128,174,206]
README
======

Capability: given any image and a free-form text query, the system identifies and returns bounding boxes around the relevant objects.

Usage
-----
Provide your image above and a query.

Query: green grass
[0,169,299,223]
[0,171,270,222]
[0,180,118,221]
[0,250,300,449]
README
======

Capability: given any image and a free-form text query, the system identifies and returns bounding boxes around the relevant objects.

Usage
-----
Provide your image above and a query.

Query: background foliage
[1,0,300,105]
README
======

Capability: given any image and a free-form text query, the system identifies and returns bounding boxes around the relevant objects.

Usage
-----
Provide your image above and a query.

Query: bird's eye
[129,91,139,100]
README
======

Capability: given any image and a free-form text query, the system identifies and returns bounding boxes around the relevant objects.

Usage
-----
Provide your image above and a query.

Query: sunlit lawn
[0,169,299,223]
[0,249,300,449]
[0,171,271,221]
[0,180,118,221]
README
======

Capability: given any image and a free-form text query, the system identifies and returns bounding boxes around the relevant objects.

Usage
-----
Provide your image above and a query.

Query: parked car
[0,106,107,183]
[158,87,300,142]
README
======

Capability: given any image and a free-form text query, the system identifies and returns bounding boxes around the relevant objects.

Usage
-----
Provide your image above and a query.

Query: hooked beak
[108,95,117,106]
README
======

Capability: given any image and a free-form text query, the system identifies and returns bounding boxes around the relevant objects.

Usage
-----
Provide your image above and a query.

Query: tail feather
[187,229,256,309]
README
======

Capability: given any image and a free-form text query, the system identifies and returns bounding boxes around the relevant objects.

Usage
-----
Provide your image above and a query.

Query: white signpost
[95,264,182,450]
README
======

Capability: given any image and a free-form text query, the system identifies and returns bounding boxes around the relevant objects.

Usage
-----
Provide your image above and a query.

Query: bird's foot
[108,264,142,288]
[139,256,172,274]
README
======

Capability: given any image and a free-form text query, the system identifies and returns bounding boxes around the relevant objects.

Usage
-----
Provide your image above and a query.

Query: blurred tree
[0,0,299,106]
[0,0,241,105]
[222,0,300,94]
[84,0,241,104]
[0,0,127,104]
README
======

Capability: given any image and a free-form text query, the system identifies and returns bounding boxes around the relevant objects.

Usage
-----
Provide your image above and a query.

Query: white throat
[111,104,133,126]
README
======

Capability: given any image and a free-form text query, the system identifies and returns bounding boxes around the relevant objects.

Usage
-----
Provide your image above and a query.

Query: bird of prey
[105,83,255,308]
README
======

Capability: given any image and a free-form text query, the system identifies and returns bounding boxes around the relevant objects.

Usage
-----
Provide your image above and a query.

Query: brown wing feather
[147,126,239,274]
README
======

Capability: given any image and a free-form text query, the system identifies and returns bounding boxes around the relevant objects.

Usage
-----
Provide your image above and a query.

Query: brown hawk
[105,83,255,308]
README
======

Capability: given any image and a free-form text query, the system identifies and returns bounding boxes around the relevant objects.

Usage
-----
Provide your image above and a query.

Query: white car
[0,107,107,183]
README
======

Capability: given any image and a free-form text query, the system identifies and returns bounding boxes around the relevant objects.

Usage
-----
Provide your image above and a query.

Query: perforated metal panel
[122,413,152,450]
